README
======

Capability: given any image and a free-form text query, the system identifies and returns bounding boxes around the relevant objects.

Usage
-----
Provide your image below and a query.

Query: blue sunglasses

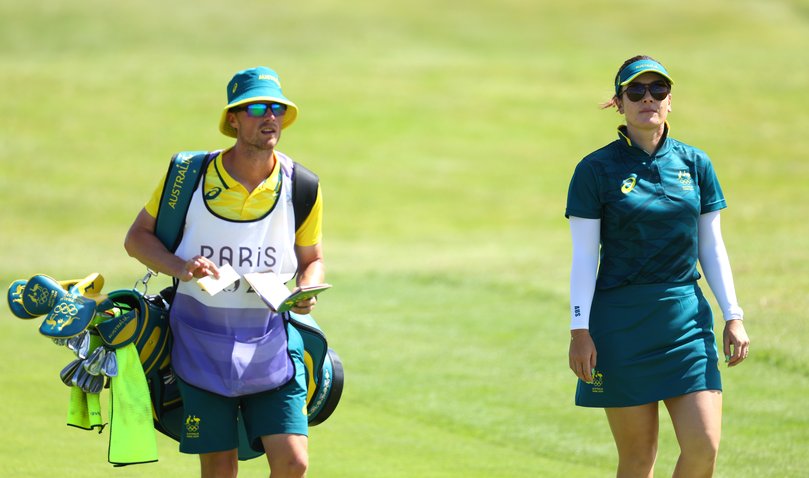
[233,102,288,118]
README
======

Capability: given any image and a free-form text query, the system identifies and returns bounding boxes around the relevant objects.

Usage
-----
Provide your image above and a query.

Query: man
[125,66,324,478]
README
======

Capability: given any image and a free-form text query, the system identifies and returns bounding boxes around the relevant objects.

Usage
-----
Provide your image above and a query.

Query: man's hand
[290,296,317,315]
[178,256,220,282]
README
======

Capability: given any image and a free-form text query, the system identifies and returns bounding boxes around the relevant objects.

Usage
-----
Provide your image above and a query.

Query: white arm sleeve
[698,211,744,321]
[569,217,600,329]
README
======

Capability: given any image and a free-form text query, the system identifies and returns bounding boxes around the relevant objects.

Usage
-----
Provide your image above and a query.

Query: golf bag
[7,274,342,462]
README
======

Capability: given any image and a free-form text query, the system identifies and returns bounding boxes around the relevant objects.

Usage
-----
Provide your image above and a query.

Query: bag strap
[154,151,212,252]
[154,151,319,252]
[291,161,319,232]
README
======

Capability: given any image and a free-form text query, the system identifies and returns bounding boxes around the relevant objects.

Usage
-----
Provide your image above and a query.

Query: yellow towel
[108,343,158,466]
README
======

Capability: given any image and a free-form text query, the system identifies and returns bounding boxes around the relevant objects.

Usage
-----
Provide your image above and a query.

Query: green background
[1,0,807,476]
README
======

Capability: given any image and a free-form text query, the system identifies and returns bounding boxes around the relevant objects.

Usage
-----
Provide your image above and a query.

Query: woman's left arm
[698,211,750,366]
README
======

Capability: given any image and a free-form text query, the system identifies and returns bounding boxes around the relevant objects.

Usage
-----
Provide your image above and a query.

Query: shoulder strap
[154,151,212,252]
[291,162,319,232]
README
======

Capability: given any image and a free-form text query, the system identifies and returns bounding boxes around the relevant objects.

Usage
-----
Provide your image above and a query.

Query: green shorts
[177,326,308,455]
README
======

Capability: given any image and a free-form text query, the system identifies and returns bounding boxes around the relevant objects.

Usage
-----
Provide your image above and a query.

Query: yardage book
[244,271,332,313]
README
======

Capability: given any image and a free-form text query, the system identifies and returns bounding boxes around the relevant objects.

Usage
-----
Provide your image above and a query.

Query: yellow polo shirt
[144,151,322,246]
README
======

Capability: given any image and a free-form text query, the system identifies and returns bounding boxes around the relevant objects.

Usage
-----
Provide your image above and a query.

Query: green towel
[108,343,158,466]
[67,385,104,431]
[67,334,105,431]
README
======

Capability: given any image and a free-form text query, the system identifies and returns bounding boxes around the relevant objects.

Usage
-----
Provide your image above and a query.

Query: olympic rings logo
[53,302,79,316]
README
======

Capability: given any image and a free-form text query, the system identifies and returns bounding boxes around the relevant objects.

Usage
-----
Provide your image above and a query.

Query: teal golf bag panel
[289,313,344,426]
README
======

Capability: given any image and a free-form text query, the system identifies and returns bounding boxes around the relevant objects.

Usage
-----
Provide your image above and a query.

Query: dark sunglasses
[622,81,671,102]
[233,102,288,118]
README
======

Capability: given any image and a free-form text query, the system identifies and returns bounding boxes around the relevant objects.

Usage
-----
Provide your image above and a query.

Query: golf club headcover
[7,280,37,319]
[39,293,115,338]
[16,272,105,318]
[21,274,67,316]
[69,272,105,297]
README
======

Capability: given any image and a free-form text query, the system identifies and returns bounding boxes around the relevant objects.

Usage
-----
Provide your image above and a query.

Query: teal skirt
[576,282,722,408]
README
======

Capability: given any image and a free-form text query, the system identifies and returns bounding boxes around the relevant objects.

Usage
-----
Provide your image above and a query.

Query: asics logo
[204,187,223,200]
[621,175,638,194]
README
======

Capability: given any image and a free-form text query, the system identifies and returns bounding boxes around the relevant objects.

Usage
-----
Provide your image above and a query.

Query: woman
[565,55,750,477]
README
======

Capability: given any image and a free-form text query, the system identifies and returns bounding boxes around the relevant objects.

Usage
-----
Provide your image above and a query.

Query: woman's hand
[569,329,597,382]
[723,319,750,367]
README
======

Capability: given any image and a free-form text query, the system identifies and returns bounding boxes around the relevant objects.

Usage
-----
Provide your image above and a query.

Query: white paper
[197,264,241,296]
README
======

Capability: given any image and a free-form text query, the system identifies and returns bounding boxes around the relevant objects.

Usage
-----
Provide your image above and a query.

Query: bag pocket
[171,316,293,397]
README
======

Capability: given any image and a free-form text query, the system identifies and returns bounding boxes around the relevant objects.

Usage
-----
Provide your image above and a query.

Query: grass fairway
[2,0,808,476]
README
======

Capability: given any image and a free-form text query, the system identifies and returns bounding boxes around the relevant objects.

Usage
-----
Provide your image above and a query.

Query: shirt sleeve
[565,160,602,219]
[294,184,323,247]
[697,154,727,214]
[143,172,169,218]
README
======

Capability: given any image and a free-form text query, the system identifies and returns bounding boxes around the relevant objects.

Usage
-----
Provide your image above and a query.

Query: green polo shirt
[566,125,726,289]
